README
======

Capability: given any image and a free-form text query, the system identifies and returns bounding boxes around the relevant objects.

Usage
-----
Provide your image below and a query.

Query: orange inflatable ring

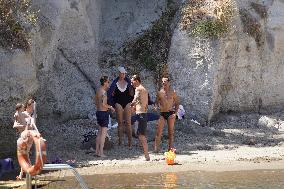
[17,130,47,176]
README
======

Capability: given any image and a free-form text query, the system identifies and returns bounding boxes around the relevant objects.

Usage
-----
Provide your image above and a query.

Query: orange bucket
[166,158,175,165]
[164,148,176,165]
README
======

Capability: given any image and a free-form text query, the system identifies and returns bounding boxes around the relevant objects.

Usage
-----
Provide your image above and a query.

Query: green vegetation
[191,19,228,38]
[181,0,235,38]
[0,0,39,51]
[123,4,178,82]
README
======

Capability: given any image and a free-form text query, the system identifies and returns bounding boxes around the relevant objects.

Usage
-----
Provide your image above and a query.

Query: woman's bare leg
[124,103,132,149]
[115,103,124,145]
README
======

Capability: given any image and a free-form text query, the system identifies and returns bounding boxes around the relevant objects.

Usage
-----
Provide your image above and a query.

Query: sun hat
[118,66,127,73]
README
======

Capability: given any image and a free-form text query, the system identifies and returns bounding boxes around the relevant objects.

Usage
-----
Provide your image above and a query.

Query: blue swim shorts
[96,111,109,127]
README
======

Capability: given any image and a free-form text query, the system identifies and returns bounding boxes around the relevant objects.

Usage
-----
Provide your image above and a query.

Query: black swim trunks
[160,111,175,120]
[96,111,109,127]
[136,113,147,136]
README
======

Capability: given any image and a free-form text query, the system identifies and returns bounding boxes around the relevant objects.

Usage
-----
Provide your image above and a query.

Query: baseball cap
[118,66,127,73]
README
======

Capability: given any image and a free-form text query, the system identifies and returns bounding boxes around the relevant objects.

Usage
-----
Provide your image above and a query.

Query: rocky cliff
[168,0,284,124]
[1,0,284,156]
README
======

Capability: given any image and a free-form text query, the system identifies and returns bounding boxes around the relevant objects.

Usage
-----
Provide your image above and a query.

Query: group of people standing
[94,66,179,161]
[11,66,179,180]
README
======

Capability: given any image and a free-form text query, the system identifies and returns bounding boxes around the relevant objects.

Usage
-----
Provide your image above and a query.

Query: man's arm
[102,92,115,111]
[154,91,161,109]
[130,88,140,107]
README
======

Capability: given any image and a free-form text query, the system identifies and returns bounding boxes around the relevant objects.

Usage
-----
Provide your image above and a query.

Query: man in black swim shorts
[130,75,150,161]
[154,77,179,153]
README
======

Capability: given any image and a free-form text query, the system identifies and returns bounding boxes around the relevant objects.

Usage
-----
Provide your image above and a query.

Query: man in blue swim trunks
[94,76,115,157]
[154,77,179,153]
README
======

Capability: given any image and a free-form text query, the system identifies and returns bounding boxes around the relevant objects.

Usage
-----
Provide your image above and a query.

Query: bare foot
[99,154,107,158]
[145,155,150,161]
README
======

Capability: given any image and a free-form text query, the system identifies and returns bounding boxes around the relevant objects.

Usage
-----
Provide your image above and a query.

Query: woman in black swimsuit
[108,67,134,148]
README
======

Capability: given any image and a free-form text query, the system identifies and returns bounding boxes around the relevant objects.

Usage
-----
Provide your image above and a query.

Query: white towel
[177,105,185,120]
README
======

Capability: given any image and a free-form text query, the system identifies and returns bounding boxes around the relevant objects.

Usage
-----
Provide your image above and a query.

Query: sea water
[42,169,284,188]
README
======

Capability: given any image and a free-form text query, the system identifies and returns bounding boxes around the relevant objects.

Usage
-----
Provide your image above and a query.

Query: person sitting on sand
[130,75,150,161]
[94,76,115,157]
[154,76,179,153]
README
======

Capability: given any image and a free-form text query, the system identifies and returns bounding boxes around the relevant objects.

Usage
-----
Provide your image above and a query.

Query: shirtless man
[94,76,115,157]
[130,75,150,161]
[154,77,179,152]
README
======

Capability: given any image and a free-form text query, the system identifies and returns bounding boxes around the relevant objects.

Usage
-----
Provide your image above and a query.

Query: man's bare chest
[160,91,174,102]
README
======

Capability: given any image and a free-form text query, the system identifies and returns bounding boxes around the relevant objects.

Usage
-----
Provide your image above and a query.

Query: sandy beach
[2,110,284,188]
[38,110,284,176]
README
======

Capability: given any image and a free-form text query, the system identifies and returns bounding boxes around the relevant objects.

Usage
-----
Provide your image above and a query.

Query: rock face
[167,31,220,124]
[0,0,167,123]
[100,0,167,55]
[0,0,103,123]
[218,0,284,113]
[0,0,167,157]
[0,50,38,121]
[32,0,103,121]
[167,0,284,124]
[1,0,284,156]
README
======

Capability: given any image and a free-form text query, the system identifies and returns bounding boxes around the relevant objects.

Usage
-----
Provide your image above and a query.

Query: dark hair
[131,74,141,83]
[100,76,109,86]
[16,103,23,111]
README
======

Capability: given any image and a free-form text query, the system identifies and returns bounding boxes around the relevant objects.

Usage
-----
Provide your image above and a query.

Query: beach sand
[2,110,284,186]
[39,110,284,176]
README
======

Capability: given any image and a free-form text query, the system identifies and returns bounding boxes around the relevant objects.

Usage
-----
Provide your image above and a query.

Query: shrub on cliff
[0,0,38,51]
[181,0,236,38]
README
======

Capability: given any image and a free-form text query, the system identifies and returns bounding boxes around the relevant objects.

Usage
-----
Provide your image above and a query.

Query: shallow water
[41,169,284,189]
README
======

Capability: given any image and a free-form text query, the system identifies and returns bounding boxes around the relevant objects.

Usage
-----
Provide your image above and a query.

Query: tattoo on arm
[101,92,107,104]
